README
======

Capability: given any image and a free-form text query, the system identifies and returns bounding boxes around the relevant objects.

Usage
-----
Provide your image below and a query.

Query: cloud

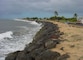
[0,0,83,18]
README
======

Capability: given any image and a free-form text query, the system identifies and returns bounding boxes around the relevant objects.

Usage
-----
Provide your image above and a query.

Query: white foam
[0,31,13,40]
[14,19,31,22]
[14,19,42,25]
[0,20,42,60]
[30,21,39,25]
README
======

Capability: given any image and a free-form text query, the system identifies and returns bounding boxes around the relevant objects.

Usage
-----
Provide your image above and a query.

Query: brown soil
[48,21,83,60]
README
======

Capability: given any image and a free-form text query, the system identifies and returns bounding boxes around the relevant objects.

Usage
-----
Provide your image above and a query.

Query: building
[77,17,83,24]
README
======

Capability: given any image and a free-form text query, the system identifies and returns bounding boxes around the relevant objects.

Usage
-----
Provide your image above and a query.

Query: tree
[32,17,38,20]
[54,11,58,17]
[50,16,56,20]
[54,11,59,21]
[74,13,78,19]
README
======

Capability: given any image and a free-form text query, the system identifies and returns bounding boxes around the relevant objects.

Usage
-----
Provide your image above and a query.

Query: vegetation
[74,13,78,18]
[23,11,78,23]
[54,11,58,17]
[49,11,77,22]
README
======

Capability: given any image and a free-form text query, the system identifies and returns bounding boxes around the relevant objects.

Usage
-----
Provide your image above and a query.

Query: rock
[24,43,42,52]
[5,22,68,60]
[79,56,83,60]
[5,51,20,60]
[16,51,27,60]
[52,39,61,44]
[45,40,56,49]
[57,54,70,60]
[59,32,64,35]
[50,34,60,39]
[45,39,60,49]
[36,50,61,60]
[60,47,64,51]
[29,48,45,58]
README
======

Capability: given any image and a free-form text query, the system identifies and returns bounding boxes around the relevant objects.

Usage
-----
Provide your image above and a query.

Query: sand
[47,21,83,60]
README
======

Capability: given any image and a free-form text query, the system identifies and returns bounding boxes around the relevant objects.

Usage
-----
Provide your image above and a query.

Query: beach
[5,20,83,60]
[50,21,83,60]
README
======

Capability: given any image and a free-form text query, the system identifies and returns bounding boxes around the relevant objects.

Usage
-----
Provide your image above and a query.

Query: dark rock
[45,40,56,49]
[24,43,42,52]
[52,39,61,44]
[5,51,20,60]
[29,48,45,58]
[59,32,64,35]
[16,51,32,60]
[36,50,61,60]
[50,34,60,39]
[60,47,64,51]
[5,22,68,60]
[79,56,83,60]
[33,23,59,42]
[57,54,70,60]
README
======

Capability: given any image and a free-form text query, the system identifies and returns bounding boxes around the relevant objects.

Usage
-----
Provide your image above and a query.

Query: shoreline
[5,21,70,60]
[5,20,83,60]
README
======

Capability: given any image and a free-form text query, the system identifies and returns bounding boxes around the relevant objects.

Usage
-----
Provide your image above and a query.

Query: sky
[0,0,83,19]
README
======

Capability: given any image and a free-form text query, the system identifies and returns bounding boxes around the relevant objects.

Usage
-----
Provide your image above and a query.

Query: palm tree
[54,11,59,21]
[54,11,58,17]
[74,13,78,19]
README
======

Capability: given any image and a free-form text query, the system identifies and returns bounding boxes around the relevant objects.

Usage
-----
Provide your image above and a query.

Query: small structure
[77,17,83,24]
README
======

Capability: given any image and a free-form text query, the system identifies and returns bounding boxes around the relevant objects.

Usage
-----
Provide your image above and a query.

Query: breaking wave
[0,31,13,40]
[0,19,42,60]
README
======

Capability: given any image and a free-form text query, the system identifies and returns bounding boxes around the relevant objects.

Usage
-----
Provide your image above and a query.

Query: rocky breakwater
[5,22,70,60]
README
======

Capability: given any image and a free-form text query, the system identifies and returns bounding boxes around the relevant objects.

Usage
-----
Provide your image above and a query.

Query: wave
[0,31,13,40]
[30,21,40,25]
[0,19,42,60]
[14,19,42,25]
[14,19,31,22]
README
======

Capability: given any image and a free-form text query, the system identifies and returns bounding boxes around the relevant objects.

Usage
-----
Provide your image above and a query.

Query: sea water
[0,19,42,60]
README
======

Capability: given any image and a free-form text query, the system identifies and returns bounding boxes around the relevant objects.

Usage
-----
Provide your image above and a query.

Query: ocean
[0,19,42,60]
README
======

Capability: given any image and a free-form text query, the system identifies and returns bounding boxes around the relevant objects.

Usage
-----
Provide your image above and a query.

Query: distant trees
[24,17,39,20]
[31,17,38,20]
[23,11,78,23]
[49,11,78,22]
[50,16,57,20]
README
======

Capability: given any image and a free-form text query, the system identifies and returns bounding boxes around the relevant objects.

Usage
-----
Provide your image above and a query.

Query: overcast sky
[0,0,83,19]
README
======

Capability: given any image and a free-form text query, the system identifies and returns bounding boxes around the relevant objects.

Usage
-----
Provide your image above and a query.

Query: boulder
[16,51,27,60]
[57,54,70,60]
[36,50,60,60]
[5,51,20,60]
[45,39,60,49]
[29,48,45,58]
[24,43,42,52]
